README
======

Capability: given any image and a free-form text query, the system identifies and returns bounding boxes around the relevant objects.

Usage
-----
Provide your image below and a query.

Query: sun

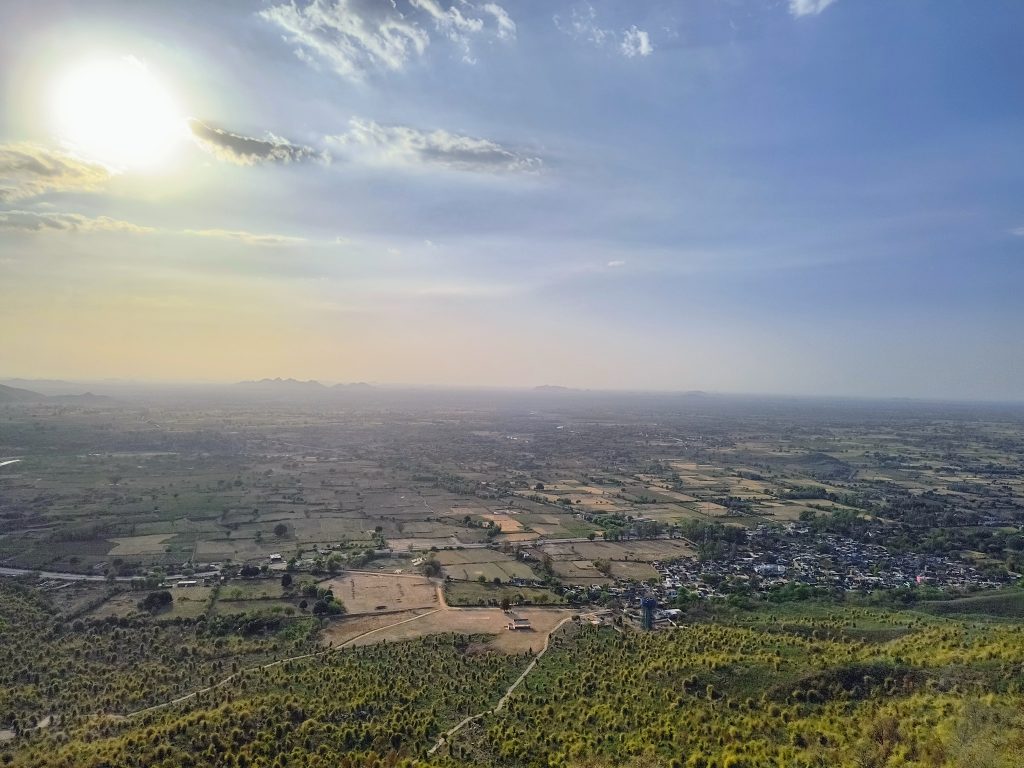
[50,56,186,172]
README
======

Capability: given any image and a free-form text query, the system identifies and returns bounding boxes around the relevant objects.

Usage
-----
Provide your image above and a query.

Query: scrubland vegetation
[2,576,1022,767]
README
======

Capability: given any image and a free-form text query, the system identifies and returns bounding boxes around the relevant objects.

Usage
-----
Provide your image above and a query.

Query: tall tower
[641,597,657,631]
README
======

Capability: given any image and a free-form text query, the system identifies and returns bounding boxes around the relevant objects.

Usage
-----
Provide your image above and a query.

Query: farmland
[319,572,439,615]
[2,391,1024,764]
[2,572,1024,767]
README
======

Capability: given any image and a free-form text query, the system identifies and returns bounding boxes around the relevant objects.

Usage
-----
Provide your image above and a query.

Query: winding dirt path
[426,615,573,756]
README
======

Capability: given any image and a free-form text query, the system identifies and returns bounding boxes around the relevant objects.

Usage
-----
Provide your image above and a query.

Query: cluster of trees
[5,577,1024,767]
[460,608,1024,767]
[8,634,531,767]
[0,581,320,736]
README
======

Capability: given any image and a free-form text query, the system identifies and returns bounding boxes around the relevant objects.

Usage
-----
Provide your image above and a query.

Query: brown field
[432,548,536,582]
[88,586,213,619]
[538,539,695,562]
[319,572,439,614]
[386,537,460,551]
[496,532,540,543]
[107,533,175,556]
[694,501,731,516]
[609,561,659,581]
[325,606,575,653]
[321,608,436,646]
[479,512,524,532]
[551,559,610,585]
[645,488,698,503]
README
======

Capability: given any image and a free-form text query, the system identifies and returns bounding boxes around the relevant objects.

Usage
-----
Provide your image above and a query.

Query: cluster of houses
[653,524,1012,601]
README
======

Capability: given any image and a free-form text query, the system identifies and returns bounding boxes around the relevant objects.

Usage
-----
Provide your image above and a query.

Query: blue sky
[0,0,1022,399]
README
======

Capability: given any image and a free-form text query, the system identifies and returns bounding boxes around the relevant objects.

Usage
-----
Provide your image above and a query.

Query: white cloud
[554,5,654,59]
[329,118,543,174]
[260,0,515,81]
[1011,227,1024,237]
[620,26,653,58]
[184,229,308,246]
[0,143,111,203]
[789,0,838,17]
[482,3,516,40]
[607,260,626,268]
[189,120,326,166]
[0,210,153,234]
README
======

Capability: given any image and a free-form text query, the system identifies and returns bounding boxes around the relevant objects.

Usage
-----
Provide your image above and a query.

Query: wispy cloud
[260,0,515,80]
[606,260,626,268]
[789,0,839,18]
[1011,227,1024,237]
[189,119,326,166]
[329,118,543,174]
[554,4,654,58]
[0,210,153,234]
[184,228,308,246]
[0,143,111,202]
[0,210,305,245]
[482,3,516,40]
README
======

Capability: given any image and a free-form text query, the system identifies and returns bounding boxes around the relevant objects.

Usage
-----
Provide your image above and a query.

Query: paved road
[0,567,220,583]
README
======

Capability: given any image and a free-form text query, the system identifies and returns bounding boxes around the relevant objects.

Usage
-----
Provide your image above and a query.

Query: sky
[0,0,1022,400]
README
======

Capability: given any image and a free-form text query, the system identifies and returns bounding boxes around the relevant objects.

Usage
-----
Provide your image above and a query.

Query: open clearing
[108,534,175,556]
[537,539,696,562]
[319,572,439,614]
[433,549,536,582]
[327,607,575,653]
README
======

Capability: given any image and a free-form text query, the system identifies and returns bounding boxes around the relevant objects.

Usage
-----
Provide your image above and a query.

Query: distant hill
[49,392,114,404]
[534,385,579,392]
[333,382,375,391]
[235,378,327,391]
[0,383,45,403]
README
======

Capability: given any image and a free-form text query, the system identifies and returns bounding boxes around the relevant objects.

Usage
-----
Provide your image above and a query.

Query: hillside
[2,579,1022,767]
[0,384,44,403]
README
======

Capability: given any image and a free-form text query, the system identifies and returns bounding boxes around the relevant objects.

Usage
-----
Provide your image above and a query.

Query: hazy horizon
[2,0,1022,400]
[6,373,1024,407]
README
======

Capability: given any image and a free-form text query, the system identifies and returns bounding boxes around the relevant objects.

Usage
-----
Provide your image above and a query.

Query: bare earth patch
[108,533,175,556]
[333,607,576,654]
[319,572,439,614]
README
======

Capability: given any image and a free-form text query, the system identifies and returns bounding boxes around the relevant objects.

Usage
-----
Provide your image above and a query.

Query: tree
[139,590,173,613]
[274,523,288,538]
[281,573,293,589]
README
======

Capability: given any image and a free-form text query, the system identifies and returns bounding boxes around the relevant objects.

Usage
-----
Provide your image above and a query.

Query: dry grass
[108,534,175,556]
[329,607,575,653]
[319,572,439,614]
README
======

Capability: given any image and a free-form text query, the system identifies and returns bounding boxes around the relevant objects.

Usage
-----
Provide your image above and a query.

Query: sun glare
[50,56,185,172]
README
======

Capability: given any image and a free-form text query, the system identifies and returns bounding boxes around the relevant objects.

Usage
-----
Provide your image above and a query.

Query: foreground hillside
[1,581,1022,767]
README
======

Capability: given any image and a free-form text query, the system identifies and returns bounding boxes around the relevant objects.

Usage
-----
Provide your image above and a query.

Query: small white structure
[506,613,532,631]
